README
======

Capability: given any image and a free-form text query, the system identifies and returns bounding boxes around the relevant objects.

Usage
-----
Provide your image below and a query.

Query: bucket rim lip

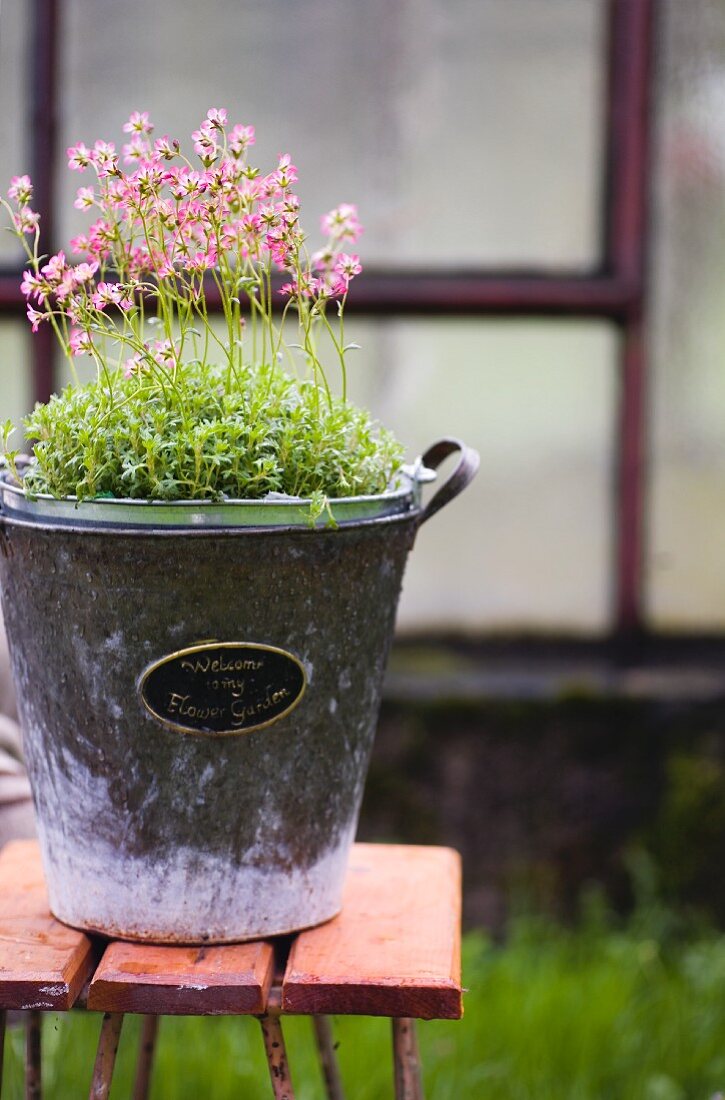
[0,463,431,532]
[0,508,421,536]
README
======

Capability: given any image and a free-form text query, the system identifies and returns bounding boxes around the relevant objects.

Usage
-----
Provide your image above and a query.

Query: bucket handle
[417,438,480,526]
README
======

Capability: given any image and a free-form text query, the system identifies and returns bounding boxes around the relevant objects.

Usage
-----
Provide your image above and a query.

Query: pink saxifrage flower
[91,141,118,177]
[87,219,116,256]
[26,305,45,332]
[191,121,218,162]
[74,186,95,210]
[228,124,255,157]
[205,108,227,130]
[92,281,133,311]
[321,203,362,243]
[69,233,90,255]
[72,261,99,285]
[123,350,145,379]
[122,135,151,165]
[69,328,93,356]
[7,175,32,204]
[41,251,67,284]
[182,246,218,273]
[20,270,44,300]
[124,337,177,379]
[154,135,178,160]
[151,338,178,367]
[334,252,362,287]
[14,208,40,234]
[67,143,92,171]
[123,111,154,136]
[272,154,297,191]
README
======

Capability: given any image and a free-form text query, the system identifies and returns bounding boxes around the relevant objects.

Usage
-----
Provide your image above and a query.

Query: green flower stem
[317,296,348,403]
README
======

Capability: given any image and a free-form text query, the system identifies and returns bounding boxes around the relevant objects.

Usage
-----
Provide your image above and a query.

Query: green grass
[4,912,725,1099]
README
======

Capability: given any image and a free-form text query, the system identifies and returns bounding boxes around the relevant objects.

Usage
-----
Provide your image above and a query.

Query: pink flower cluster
[6,175,40,234]
[123,338,179,379]
[283,233,362,300]
[17,245,133,335]
[4,109,364,382]
[19,250,104,331]
[61,108,362,299]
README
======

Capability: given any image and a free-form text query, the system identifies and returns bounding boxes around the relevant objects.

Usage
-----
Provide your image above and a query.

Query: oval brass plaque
[139,642,306,736]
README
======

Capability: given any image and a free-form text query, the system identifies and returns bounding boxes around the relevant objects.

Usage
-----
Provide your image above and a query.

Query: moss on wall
[359,694,725,929]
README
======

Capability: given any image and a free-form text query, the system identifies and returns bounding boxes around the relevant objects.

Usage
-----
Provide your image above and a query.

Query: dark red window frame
[0,0,654,640]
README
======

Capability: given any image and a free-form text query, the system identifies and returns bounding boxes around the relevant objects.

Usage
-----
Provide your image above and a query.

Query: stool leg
[258,1014,295,1100]
[132,1016,159,1100]
[312,1016,345,1100]
[25,1011,41,1100]
[392,1018,424,1100]
[89,1012,124,1100]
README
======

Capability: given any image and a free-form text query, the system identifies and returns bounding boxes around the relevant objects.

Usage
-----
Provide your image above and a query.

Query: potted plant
[0,109,477,943]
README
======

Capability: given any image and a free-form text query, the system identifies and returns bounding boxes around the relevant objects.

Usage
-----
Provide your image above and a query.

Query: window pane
[0,322,32,431]
[346,319,617,633]
[0,0,29,264]
[46,310,617,633]
[647,0,725,629]
[57,317,616,632]
[59,0,605,270]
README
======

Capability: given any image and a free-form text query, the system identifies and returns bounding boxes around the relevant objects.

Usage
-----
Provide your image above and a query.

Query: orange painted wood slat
[282,843,463,1020]
[88,939,275,1015]
[0,840,95,1010]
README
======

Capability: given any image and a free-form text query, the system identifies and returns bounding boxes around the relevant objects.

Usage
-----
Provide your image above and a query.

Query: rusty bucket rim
[0,461,433,533]
[0,508,422,538]
[0,436,479,534]
[0,468,431,532]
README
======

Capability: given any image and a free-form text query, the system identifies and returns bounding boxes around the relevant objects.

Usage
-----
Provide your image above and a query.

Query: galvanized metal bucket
[0,439,478,943]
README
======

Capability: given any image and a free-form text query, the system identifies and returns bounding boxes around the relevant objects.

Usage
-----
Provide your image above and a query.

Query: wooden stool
[0,840,462,1099]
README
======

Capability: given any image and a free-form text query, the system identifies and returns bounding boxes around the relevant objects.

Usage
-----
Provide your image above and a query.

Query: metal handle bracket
[417,437,480,526]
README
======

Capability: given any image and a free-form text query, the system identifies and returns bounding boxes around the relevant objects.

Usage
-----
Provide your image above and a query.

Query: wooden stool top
[0,840,462,1020]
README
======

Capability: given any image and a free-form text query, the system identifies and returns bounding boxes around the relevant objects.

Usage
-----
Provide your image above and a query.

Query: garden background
[3,1,725,1096]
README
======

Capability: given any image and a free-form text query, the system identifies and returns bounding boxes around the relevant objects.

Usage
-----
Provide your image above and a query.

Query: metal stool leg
[132,1016,159,1100]
[89,1012,124,1100]
[312,1016,345,1100]
[392,1018,424,1100]
[25,1011,41,1100]
[258,1013,295,1100]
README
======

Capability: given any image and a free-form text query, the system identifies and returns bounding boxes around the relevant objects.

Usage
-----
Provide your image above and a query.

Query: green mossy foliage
[20,361,403,502]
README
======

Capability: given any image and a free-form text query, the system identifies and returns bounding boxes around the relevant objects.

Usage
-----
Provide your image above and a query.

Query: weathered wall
[360,689,725,931]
